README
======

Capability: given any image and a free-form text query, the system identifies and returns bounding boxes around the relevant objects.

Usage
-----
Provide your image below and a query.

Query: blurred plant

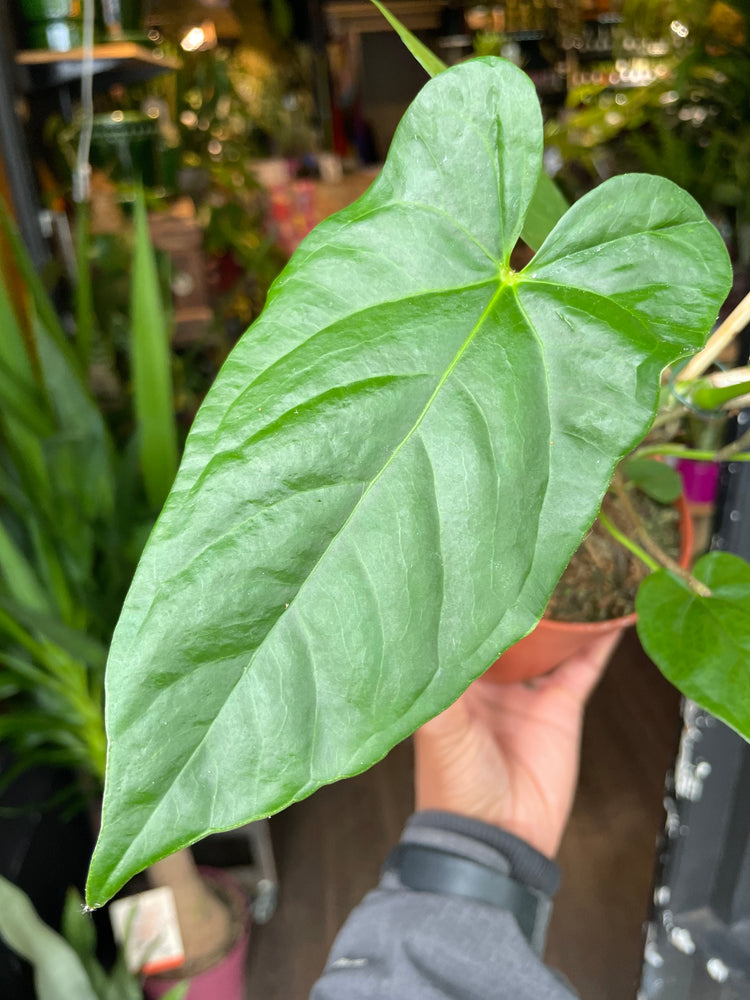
[0,875,187,1000]
[42,42,289,341]
[227,45,317,157]
[546,0,750,266]
[154,45,291,330]
[0,191,178,802]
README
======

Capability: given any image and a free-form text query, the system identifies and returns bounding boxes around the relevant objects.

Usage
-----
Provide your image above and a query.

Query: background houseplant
[0,874,187,1000]
[0,190,175,803]
[545,0,750,276]
[0,192,244,989]
[86,16,750,909]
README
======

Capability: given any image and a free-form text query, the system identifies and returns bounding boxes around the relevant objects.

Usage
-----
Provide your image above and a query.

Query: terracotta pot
[485,494,694,684]
[144,867,251,1000]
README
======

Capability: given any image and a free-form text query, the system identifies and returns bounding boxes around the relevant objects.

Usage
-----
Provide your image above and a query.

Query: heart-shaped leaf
[87,58,731,906]
[636,552,750,738]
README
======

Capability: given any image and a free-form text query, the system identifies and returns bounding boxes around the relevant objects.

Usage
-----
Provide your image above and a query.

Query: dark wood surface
[547,627,681,998]
[245,628,681,999]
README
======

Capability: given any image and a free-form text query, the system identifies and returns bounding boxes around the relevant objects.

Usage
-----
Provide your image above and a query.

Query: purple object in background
[677,458,721,505]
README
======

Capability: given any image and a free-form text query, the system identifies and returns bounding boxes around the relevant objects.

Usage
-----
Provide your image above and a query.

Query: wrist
[406,811,560,895]
[382,811,560,956]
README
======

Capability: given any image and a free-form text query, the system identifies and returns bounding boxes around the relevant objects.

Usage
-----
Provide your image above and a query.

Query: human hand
[414,632,622,858]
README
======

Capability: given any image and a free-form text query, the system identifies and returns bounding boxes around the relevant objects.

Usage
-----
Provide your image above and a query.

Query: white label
[110,887,185,975]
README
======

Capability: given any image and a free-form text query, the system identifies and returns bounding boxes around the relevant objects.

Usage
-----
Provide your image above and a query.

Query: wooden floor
[245,628,681,999]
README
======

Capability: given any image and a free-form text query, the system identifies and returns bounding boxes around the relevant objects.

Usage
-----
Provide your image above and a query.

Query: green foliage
[131,190,178,509]
[637,553,750,738]
[86,57,733,906]
[0,876,188,1000]
[0,877,98,1000]
[0,200,178,794]
[546,0,750,258]
[74,204,95,369]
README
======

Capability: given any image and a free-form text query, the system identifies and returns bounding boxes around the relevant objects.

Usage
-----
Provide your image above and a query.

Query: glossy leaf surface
[88,58,731,905]
[368,0,567,249]
[637,552,750,739]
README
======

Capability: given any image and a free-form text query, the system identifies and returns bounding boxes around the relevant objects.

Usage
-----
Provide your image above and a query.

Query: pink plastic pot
[144,867,250,1000]
[677,457,721,506]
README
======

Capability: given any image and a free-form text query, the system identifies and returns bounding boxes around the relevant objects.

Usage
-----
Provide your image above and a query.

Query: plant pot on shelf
[89,111,159,190]
[143,866,251,1000]
[98,0,145,41]
[485,493,694,684]
[677,457,721,507]
[18,0,82,50]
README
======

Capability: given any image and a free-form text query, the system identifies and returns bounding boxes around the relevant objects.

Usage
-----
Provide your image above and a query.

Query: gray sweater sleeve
[310,811,577,1000]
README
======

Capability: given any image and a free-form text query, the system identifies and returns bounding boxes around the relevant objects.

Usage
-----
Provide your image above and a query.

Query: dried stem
[680,289,750,382]
[607,470,711,597]
[650,402,691,429]
[715,424,750,462]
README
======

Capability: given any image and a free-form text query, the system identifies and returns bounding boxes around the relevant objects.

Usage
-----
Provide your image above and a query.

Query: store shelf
[325,0,442,35]
[15,43,179,91]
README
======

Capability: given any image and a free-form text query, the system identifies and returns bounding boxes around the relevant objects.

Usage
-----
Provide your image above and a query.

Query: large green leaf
[87,58,731,905]
[636,552,750,738]
[369,0,567,249]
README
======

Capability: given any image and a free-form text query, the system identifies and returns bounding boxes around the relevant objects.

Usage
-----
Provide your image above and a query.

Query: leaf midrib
[107,276,514,883]
[211,278,500,444]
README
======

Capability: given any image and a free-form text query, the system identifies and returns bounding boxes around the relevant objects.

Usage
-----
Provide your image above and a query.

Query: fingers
[416,686,474,744]
[548,629,624,701]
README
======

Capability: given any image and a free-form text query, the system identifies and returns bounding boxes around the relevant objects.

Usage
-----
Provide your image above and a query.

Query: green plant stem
[598,509,660,571]
[636,435,750,463]
[650,403,690,429]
